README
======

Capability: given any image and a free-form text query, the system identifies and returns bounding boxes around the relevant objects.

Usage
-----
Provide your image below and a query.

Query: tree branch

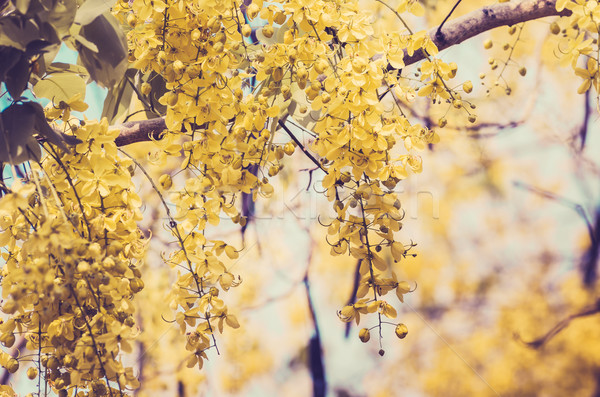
[114,117,166,147]
[111,0,570,147]
[404,0,570,66]
[519,299,600,348]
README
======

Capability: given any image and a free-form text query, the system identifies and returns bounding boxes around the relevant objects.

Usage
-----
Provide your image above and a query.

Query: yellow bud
[281,84,291,100]
[130,278,144,293]
[6,358,19,373]
[358,328,370,343]
[213,41,224,53]
[284,29,294,44]
[274,11,286,24]
[242,24,252,38]
[314,59,328,74]
[247,3,260,19]
[27,366,38,380]
[126,13,137,27]
[395,323,408,339]
[1,333,15,348]
[2,299,16,314]
[262,24,274,38]
[159,174,173,190]
[462,80,473,93]
[296,67,308,81]
[550,22,560,35]
[438,117,447,127]
[483,39,493,49]
[283,142,295,155]
[272,67,283,81]
[46,356,59,370]
[173,60,185,74]
[140,82,151,96]
[167,91,178,107]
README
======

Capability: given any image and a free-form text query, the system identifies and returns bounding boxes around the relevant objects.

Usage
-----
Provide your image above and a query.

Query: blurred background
[4,0,600,396]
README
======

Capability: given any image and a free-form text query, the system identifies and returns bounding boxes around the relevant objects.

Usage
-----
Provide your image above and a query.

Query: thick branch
[404,0,569,66]
[114,118,166,146]
[113,0,569,146]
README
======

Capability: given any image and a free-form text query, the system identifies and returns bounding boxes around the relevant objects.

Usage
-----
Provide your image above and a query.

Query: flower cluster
[0,119,146,396]
[111,0,453,347]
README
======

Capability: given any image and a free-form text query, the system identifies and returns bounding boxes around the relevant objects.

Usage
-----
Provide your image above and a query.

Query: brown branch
[520,299,600,348]
[111,0,570,146]
[114,118,166,146]
[403,0,570,67]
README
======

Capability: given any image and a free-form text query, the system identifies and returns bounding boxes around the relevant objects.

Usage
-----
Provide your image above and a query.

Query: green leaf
[27,102,79,150]
[101,68,135,124]
[4,52,30,99]
[13,0,32,14]
[45,0,77,39]
[33,71,86,103]
[73,33,98,52]
[0,103,40,164]
[0,47,21,81]
[46,62,89,77]
[147,71,167,115]
[74,0,117,26]
[0,17,40,50]
[77,13,127,88]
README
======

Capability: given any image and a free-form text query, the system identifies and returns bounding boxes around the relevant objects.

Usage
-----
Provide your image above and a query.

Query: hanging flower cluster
[0,117,146,396]
[110,0,456,348]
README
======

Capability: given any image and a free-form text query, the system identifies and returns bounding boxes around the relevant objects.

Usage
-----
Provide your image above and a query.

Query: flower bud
[395,323,408,339]
[358,328,370,343]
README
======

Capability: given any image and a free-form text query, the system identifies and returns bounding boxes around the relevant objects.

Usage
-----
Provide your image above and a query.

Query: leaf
[74,33,98,52]
[101,68,135,123]
[4,52,29,99]
[0,104,40,164]
[33,71,86,103]
[0,17,40,50]
[74,0,118,26]
[46,62,89,77]
[25,39,53,58]
[27,102,80,149]
[0,47,21,81]
[77,13,127,88]
[13,0,32,14]
[44,0,77,39]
